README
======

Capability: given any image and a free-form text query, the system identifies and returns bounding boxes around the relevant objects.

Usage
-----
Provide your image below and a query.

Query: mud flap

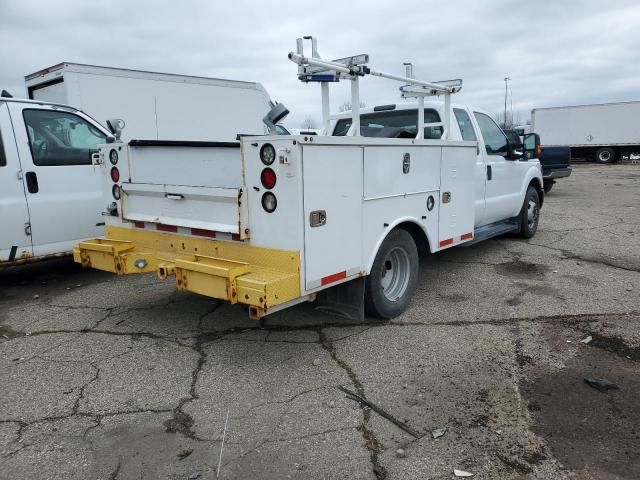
[315,277,365,321]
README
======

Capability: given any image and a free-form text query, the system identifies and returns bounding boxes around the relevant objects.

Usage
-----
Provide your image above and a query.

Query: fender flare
[364,217,432,274]
[522,166,544,206]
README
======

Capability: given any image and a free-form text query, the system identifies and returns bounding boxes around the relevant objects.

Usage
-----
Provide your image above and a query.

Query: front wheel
[519,187,540,238]
[365,229,419,319]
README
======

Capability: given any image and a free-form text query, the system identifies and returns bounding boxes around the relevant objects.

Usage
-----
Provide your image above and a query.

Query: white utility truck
[530,101,640,163]
[24,63,272,142]
[73,38,543,319]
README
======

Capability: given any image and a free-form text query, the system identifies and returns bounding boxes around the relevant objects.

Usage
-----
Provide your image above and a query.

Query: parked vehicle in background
[529,101,640,163]
[504,129,571,193]
[0,98,110,264]
[2,66,278,266]
[25,63,272,142]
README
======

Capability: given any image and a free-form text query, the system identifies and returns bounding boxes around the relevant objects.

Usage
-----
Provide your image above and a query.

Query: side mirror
[263,102,290,134]
[106,118,125,141]
[523,133,541,160]
[505,138,523,161]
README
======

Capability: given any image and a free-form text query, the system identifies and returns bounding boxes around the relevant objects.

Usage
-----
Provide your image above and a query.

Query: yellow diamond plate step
[74,225,300,309]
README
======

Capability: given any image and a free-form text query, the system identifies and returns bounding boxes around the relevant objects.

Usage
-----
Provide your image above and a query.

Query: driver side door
[8,104,107,256]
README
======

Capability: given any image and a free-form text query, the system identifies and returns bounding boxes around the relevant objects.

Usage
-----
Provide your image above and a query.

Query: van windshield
[333,108,442,139]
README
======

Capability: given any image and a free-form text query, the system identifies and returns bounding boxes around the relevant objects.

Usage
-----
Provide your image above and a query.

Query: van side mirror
[523,133,540,160]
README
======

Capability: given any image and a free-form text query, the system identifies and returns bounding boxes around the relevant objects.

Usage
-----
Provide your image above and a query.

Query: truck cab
[0,98,111,265]
[331,103,544,229]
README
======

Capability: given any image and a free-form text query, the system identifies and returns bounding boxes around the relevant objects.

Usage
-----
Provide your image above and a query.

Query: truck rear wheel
[519,187,540,239]
[365,229,419,319]
[595,147,616,164]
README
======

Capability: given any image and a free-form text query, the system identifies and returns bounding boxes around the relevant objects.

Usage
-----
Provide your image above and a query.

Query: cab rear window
[333,109,442,139]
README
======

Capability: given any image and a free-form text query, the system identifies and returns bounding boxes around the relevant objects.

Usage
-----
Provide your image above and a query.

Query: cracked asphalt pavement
[1,164,639,479]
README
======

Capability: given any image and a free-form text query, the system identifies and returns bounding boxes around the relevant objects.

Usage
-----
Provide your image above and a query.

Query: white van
[1,98,111,264]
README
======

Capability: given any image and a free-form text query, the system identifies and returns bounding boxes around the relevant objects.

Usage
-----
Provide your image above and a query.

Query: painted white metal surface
[127,146,242,188]
[531,101,640,147]
[122,183,242,234]
[25,63,272,142]
[302,145,363,290]
[0,103,32,262]
[438,146,476,244]
[5,101,108,259]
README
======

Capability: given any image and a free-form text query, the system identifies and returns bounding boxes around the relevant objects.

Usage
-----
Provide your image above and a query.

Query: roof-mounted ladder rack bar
[288,36,463,139]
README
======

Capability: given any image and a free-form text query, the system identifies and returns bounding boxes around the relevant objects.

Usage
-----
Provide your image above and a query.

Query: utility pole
[504,75,511,128]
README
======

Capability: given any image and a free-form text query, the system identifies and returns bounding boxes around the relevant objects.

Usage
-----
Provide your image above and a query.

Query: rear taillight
[110,167,120,183]
[535,145,543,157]
[260,168,277,189]
[112,185,121,200]
[109,149,118,165]
[261,192,277,213]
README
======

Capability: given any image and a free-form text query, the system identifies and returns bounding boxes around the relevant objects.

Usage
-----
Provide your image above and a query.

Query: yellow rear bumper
[74,226,300,314]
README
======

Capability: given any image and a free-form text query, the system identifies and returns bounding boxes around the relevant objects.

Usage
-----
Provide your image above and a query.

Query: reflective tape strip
[321,270,347,286]
[461,232,473,241]
[157,224,178,233]
[134,221,145,229]
[439,238,454,247]
[191,228,216,238]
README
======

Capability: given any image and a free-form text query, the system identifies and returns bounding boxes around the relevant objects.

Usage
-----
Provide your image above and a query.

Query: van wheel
[519,187,540,239]
[365,229,419,319]
[595,147,616,164]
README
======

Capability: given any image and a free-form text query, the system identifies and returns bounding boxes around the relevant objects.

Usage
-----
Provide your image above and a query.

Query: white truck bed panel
[122,183,242,234]
[363,146,442,199]
[127,145,242,188]
[302,145,364,290]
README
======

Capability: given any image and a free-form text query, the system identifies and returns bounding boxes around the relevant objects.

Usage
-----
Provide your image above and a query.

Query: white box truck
[531,100,640,163]
[24,63,272,142]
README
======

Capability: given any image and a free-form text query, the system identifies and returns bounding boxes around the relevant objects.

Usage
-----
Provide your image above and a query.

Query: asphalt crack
[319,329,387,480]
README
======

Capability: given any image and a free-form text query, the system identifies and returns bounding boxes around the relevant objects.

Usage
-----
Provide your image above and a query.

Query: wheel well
[529,178,544,206]
[396,222,431,256]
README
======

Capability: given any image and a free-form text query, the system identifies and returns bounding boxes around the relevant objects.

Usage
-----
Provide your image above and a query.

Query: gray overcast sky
[1,0,639,127]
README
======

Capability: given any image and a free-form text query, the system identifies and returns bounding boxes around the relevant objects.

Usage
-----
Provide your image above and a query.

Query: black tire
[595,147,616,164]
[519,187,540,239]
[365,229,419,319]
[543,180,554,193]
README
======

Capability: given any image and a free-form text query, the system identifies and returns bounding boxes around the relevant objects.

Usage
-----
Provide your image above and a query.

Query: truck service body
[73,38,543,319]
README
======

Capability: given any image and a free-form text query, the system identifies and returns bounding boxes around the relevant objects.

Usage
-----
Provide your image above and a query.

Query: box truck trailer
[531,100,640,163]
[24,63,273,142]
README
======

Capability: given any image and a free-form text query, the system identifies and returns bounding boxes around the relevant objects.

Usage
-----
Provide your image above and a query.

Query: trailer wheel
[595,147,616,164]
[519,187,540,239]
[365,229,419,319]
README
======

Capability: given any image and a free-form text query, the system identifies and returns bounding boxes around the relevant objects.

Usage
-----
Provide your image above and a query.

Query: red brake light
[535,145,543,156]
[110,167,120,183]
[260,168,276,189]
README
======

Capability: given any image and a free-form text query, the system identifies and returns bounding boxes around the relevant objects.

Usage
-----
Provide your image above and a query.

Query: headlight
[260,143,276,165]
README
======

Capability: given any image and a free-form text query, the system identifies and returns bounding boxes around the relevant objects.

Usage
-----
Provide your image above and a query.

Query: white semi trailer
[24,63,272,142]
[531,100,640,163]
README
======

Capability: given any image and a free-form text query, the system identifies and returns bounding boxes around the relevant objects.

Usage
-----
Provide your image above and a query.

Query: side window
[453,108,478,142]
[0,127,7,167]
[473,112,508,155]
[22,109,107,166]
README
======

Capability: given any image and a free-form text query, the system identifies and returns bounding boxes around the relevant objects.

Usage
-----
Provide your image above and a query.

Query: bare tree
[301,116,317,129]
[338,100,367,113]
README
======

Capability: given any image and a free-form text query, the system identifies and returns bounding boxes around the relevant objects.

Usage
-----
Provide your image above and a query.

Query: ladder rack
[288,36,462,139]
